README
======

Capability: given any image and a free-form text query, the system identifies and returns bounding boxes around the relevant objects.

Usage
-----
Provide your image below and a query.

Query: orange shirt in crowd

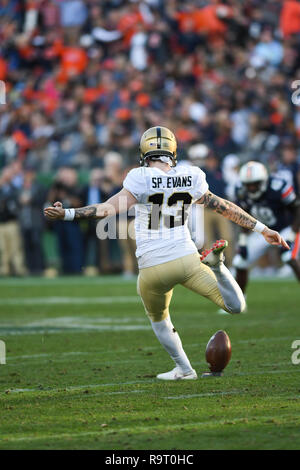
[84,86,107,104]
[0,57,7,80]
[117,10,144,46]
[59,46,88,82]
[176,5,230,36]
[176,10,199,32]
[280,0,300,37]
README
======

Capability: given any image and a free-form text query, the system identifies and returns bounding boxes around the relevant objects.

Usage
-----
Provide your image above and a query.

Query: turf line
[2,368,299,395]
[0,276,294,287]
[0,325,151,335]
[0,296,140,305]
[4,354,293,371]
[4,335,297,361]
[0,276,137,287]
[1,412,298,444]
[4,379,155,394]
[0,317,296,336]
[164,390,246,399]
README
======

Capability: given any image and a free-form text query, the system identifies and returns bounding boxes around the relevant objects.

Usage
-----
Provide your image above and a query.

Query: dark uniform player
[233,161,300,293]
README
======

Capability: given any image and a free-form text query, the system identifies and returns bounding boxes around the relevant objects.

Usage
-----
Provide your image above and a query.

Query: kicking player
[44,127,289,380]
[233,161,300,293]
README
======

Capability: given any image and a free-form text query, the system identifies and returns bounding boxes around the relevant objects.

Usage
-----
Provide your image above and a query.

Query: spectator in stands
[59,0,88,29]
[277,139,300,195]
[251,29,283,68]
[47,167,83,274]
[222,154,241,201]
[18,165,46,275]
[105,151,138,277]
[202,149,234,264]
[0,165,26,276]
[80,168,109,275]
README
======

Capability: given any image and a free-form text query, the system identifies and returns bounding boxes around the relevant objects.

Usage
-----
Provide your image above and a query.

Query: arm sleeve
[280,180,297,206]
[123,168,145,203]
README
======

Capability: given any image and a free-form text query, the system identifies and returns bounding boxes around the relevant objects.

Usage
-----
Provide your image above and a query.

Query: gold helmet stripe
[156,126,161,149]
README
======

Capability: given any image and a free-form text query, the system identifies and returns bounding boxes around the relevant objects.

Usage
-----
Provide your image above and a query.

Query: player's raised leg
[200,240,246,313]
[182,242,246,314]
[138,264,197,380]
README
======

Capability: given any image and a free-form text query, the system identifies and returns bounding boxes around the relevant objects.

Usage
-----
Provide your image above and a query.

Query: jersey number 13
[148,192,192,230]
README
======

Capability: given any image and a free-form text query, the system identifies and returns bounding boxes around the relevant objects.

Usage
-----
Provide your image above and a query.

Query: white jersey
[123,165,209,268]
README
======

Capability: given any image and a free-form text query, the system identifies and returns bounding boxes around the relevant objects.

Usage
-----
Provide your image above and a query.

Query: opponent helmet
[139,126,177,167]
[239,161,268,200]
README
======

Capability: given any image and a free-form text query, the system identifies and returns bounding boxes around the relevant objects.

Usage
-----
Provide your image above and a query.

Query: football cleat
[200,239,228,266]
[217,308,230,315]
[218,305,248,315]
[156,366,197,381]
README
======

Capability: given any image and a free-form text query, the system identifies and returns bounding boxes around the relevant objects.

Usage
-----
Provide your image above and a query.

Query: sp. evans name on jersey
[152,176,192,189]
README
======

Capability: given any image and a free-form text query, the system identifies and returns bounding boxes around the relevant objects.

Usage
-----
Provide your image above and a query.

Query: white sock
[150,316,193,373]
[211,262,246,314]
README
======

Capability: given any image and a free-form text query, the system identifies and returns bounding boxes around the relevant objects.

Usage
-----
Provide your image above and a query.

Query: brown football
[205,330,232,373]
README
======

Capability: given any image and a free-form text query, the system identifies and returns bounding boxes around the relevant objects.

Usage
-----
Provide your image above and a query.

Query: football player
[233,161,300,293]
[44,127,289,380]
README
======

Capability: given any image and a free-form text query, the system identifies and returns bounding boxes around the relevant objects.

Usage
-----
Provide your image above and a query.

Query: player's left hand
[262,227,290,250]
[44,201,65,220]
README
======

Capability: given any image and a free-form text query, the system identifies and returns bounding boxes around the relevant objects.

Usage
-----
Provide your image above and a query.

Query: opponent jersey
[235,175,297,232]
[123,165,209,268]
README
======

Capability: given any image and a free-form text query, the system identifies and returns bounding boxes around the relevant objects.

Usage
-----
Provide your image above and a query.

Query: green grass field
[0,276,299,450]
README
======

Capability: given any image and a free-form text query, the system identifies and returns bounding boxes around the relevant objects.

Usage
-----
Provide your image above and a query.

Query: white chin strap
[150,156,173,166]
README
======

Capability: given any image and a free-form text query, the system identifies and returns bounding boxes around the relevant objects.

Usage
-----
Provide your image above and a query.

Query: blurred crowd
[1,0,300,276]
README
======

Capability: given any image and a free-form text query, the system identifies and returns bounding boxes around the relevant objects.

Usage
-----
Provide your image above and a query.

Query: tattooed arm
[44,188,137,220]
[198,191,257,230]
[197,191,290,249]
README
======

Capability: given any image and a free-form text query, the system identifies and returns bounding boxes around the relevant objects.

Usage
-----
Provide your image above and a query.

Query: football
[203,330,232,376]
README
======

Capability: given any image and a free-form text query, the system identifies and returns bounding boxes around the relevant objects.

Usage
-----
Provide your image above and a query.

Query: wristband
[254,220,266,233]
[63,208,75,221]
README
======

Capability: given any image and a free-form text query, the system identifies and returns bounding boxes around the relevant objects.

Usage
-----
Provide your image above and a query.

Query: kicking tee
[123,165,208,268]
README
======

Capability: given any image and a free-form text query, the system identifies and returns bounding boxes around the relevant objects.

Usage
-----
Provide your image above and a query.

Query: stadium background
[1,0,300,278]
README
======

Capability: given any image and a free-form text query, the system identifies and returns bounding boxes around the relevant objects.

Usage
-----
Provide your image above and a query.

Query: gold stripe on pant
[137,252,227,322]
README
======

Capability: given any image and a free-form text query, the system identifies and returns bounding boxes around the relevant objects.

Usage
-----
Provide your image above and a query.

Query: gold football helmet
[139,126,177,166]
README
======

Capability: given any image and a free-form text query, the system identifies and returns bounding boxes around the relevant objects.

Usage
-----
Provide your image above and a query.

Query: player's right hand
[262,227,290,250]
[44,201,65,220]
